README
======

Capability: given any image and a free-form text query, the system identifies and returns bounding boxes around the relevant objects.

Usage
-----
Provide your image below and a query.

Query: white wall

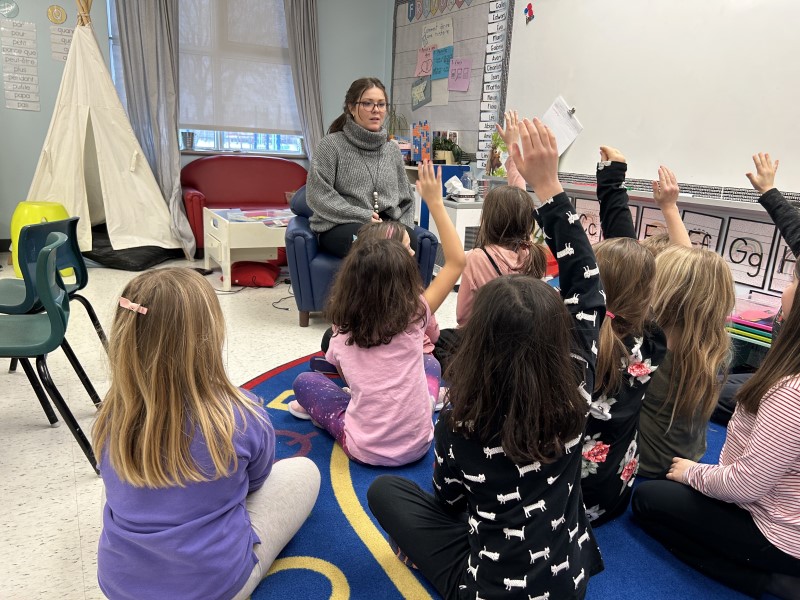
[317,0,395,131]
[0,0,396,244]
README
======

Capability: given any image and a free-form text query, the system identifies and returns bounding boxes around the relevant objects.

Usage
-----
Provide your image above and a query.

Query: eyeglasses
[355,101,388,112]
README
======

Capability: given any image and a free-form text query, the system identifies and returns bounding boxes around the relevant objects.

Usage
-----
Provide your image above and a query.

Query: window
[107,0,304,156]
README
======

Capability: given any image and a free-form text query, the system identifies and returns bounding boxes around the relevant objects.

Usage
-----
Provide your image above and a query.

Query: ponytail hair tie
[517,239,533,250]
[606,310,616,320]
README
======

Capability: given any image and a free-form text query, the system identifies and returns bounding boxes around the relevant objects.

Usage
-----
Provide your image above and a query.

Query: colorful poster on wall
[411,77,431,111]
[415,45,436,77]
[448,57,471,91]
[431,45,453,80]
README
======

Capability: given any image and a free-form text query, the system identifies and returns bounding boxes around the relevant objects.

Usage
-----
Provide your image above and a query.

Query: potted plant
[432,136,463,165]
[385,106,409,139]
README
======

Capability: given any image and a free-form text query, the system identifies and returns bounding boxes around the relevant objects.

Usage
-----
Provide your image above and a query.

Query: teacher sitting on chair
[306,77,417,258]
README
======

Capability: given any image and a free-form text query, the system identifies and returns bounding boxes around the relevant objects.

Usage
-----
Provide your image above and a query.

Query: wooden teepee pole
[76,0,93,26]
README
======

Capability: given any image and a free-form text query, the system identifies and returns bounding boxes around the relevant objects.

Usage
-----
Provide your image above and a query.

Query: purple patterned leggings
[292,354,441,458]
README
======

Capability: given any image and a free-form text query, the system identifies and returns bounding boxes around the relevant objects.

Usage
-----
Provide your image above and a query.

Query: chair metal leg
[18,357,59,426]
[71,293,108,350]
[36,354,98,472]
[299,311,310,327]
[9,357,18,372]
[60,338,101,407]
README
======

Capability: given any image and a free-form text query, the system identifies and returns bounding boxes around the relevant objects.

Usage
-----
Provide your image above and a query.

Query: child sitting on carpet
[368,117,604,599]
[318,220,442,372]
[579,147,671,526]
[633,154,800,600]
[636,244,735,477]
[433,110,548,369]
[289,161,465,466]
[93,268,320,600]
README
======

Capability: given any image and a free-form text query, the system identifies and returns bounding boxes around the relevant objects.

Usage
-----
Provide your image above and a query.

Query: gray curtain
[114,0,195,258]
[284,0,325,160]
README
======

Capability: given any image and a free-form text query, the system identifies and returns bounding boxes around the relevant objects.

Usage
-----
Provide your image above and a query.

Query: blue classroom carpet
[243,354,760,600]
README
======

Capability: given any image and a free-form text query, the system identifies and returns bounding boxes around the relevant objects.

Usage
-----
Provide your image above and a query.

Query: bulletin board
[504,0,800,195]
[391,0,512,164]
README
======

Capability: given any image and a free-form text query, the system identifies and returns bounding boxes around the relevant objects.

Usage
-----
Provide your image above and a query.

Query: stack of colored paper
[726,299,777,346]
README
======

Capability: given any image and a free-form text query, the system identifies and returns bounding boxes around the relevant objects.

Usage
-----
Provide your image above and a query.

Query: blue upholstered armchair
[285,185,439,326]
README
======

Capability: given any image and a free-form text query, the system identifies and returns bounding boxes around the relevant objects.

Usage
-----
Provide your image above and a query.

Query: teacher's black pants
[367,475,469,600]
[632,480,800,597]
[318,222,418,258]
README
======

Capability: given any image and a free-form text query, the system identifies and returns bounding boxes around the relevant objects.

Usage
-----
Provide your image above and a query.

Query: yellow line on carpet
[266,389,294,411]
[266,556,350,598]
[330,445,433,600]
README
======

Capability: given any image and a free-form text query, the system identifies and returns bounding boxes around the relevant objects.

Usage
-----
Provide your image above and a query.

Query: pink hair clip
[606,310,616,320]
[119,297,148,315]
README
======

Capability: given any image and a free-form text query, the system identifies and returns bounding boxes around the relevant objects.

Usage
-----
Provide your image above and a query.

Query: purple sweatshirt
[97,400,275,600]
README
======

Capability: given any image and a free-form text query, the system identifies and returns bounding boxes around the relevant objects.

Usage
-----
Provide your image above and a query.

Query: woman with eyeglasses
[306,77,418,258]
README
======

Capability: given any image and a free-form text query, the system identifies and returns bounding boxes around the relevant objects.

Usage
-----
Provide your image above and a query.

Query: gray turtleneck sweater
[306,118,416,233]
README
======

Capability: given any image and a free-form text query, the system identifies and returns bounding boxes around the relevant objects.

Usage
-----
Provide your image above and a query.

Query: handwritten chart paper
[449,57,471,91]
[768,238,796,294]
[421,17,453,48]
[575,198,602,245]
[723,219,777,289]
[431,45,453,80]
[414,45,436,77]
[638,207,668,242]
[682,211,724,251]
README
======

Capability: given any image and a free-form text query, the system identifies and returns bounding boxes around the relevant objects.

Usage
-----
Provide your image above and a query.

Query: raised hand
[509,117,563,202]
[495,110,521,148]
[599,145,626,164]
[652,166,680,209]
[746,153,779,194]
[415,160,444,209]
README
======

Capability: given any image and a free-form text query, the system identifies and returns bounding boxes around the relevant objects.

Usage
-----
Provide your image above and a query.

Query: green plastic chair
[0,232,97,471]
[0,216,108,346]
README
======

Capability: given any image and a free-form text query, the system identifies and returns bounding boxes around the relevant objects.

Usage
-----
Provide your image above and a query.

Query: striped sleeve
[686,384,800,503]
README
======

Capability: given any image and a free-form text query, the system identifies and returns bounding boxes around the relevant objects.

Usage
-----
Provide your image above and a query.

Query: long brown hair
[476,185,547,277]
[736,260,800,414]
[594,238,656,393]
[92,268,264,488]
[651,246,735,426]
[445,275,586,464]
[327,77,388,134]
[326,238,424,348]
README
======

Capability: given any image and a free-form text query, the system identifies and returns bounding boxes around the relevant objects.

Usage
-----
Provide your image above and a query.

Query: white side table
[203,208,287,291]
[426,199,484,282]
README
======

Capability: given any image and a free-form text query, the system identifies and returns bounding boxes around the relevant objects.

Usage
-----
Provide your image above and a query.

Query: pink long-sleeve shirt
[686,375,800,559]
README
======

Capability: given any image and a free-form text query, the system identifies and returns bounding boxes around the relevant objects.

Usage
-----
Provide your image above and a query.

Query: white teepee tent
[27,1,181,253]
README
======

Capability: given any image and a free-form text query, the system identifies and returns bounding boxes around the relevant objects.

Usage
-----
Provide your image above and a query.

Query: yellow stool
[10,201,72,278]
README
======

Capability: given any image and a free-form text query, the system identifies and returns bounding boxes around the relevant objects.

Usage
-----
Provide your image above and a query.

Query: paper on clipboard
[541,95,583,156]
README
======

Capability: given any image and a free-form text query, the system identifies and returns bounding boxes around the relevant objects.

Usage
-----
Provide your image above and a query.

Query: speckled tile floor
[0,253,458,599]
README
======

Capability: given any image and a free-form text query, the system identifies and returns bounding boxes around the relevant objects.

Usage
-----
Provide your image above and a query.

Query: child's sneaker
[389,538,418,570]
[288,400,311,420]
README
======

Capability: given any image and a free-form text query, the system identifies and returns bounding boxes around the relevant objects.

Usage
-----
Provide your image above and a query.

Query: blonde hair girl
[637,246,735,477]
[94,268,319,600]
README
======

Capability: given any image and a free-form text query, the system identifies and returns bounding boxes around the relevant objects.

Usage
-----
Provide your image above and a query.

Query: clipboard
[541,95,583,156]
